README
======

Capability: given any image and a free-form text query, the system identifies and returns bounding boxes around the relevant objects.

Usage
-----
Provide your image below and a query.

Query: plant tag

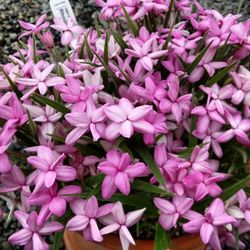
[49,0,77,24]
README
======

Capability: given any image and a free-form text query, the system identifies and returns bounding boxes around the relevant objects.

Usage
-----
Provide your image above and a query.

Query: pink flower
[154,196,194,230]
[27,146,77,192]
[51,17,83,46]
[217,111,250,146]
[9,211,63,249]
[0,127,16,173]
[104,98,154,140]
[28,184,81,225]
[100,202,146,250]
[65,98,106,144]
[16,64,66,100]
[159,75,192,123]
[125,27,168,71]
[66,196,113,242]
[187,49,227,83]
[18,14,49,38]
[98,149,147,199]
[183,198,236,245]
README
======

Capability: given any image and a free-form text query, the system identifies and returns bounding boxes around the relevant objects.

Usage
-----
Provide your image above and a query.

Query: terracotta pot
[64,230,205,250]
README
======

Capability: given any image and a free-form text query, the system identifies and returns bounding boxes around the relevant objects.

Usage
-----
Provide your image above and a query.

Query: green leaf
[32,93,70,114]
[0,67,22,98]
[32,34,39,63]
[121,5,139,36]
[52,231,64,250]
[111,30,128,50]
[163,0,175,28]
[206,62,237,87]
[94,14,101,38]
[104,32,109,66]
[84,174,105,187]
[16,44,26,63]
[186,42,212,75]
[136,147,165,187]
[84,34,94,60]
[132,179,170,196]
[220,174,250,201]
[27,111,37,138]
[154,223,171,250]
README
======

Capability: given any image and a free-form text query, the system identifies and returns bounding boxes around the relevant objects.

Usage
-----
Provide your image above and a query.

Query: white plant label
[49,0,77,24]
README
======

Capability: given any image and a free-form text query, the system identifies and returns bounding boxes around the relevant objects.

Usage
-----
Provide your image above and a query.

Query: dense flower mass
[0,0,250,250]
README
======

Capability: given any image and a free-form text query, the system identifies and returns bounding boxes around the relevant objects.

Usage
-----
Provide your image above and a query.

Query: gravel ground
[0,0,249,61]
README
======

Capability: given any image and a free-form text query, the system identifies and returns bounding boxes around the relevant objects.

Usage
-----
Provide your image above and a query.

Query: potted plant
[0,0,250,250]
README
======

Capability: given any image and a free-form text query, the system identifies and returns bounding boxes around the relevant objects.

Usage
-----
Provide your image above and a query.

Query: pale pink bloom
[183,198,236,246]
[187,49,227,83]
[104,98,154,140]
[51,17,83,46]
[28,184,81,225]
[231,66,250,106]
[16,64,66,100]
[82,69,104,91]
[27,146,77,192]
[66,196,113,242]
[18,14,49,38]
[23,98,62,140]
[40,31,55,48]
[125,28,168,71]
[217,111,250,146]
[96,35,121,58]
[9,211,63,249]
[65,98,106,144]
[154,196,193,230]
[98,149,147,199]
[100,202,146,250]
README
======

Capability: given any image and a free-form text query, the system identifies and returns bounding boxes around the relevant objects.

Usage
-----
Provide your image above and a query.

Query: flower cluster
[0,1,250,250]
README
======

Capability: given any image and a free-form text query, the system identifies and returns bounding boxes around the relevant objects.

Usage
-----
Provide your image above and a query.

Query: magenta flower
[16,64,66,100]
[0,127,16,173]
[100,202,146,250]
[183,198,236,245]
[98,149,147,199]
[66,196,113,242]
[18,14,49,38]
[27,146,77,192]
[51,17,83,46]
[65,98,106,144]
[28,184,81,225]
[159,76,192,123]
[9,211,63,249]
[154,196,194,230]
[104,98,154,140]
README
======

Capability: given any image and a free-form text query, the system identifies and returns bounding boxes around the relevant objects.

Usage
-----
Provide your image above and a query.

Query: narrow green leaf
[94,14,101,38]
[136,147,165,187]
[32,34,39,63]
[132,179,170,196]
[84,34,94,60]
[154,223,171,250]
[16,44,26,63]
[206,62,237,87]
[186,42,212,75]
[52,231,64,250]
[104,33,109,66]
[27,111,37,138]
[121,5,139,36]
[84,174,105,187]
[111,30,128,50]
[163,0,175,28]
[220,174,250,201]
[32,93,70,114]
[0,67,22,98]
